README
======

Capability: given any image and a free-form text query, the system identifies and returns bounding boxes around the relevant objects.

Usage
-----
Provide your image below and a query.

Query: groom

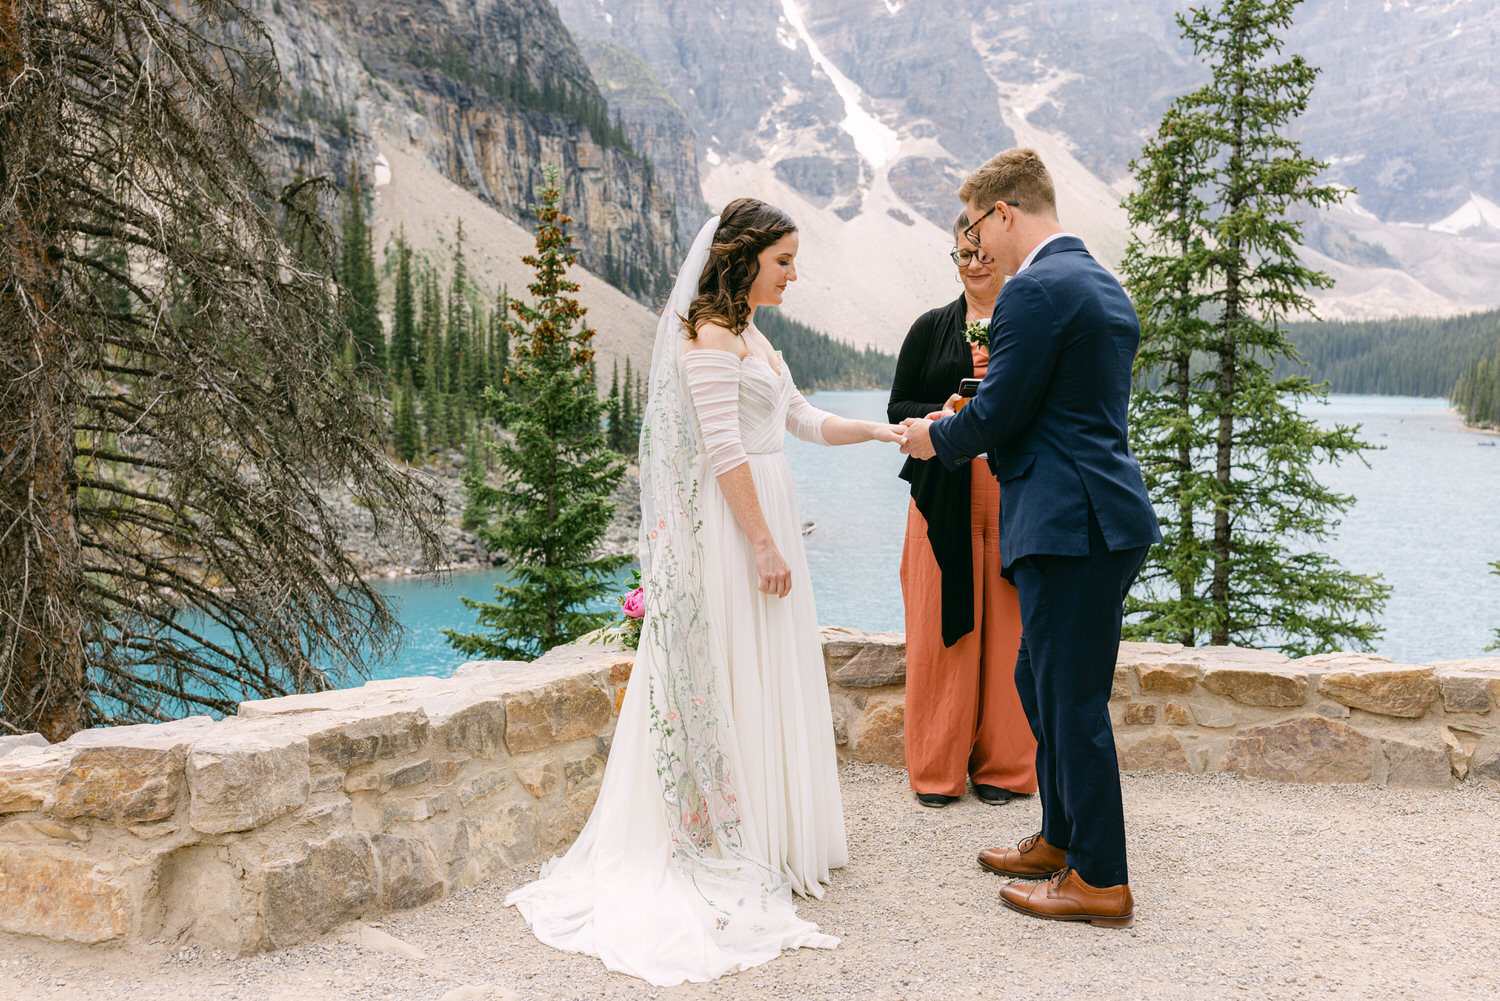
[899,148,1160,927]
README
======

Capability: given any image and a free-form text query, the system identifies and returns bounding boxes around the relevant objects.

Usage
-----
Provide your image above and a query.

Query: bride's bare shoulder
[684,321,746,358]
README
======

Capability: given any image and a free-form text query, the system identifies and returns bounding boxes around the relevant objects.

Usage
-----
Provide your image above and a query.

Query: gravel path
[4,764,1498,1001]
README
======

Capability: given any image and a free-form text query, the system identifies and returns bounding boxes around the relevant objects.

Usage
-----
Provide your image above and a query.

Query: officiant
[886,210,1038,809]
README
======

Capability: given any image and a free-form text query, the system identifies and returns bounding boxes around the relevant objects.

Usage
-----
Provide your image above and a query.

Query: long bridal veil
[504,217,835,986]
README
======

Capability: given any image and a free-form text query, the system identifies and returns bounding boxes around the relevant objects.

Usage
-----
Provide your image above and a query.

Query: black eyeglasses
[950,248,991,267]
[963,200,1021,248]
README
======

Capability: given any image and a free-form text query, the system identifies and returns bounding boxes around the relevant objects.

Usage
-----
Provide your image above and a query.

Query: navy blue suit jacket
[929,236,1160,572]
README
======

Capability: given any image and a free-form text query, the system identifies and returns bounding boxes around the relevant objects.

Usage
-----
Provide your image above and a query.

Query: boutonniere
[964,318,990,349]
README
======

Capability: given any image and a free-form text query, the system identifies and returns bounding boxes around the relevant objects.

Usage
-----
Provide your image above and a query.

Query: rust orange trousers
[900,473,1038,797]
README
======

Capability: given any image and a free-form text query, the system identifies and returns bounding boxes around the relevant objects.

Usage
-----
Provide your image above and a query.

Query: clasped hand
[897,393,961,460]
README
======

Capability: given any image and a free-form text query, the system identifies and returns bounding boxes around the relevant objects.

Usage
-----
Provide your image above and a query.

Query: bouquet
[601,569,645,650]
[964,318,990,349]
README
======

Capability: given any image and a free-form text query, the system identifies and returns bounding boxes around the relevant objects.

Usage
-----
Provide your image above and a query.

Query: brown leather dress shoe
[977,832,1068,879]
[999,867,1135,928]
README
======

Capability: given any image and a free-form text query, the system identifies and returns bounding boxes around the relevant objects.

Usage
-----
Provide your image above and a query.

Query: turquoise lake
[364,391,1500,684]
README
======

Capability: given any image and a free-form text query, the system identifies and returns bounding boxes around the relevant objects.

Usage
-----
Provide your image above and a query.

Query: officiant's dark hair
[683,198,796,338]
[959,148,1057,218]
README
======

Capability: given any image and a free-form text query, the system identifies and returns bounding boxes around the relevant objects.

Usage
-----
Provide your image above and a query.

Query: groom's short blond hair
[959,148,1057,219]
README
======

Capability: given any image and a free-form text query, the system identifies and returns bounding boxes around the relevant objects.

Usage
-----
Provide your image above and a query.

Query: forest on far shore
[1277,307,1500,400]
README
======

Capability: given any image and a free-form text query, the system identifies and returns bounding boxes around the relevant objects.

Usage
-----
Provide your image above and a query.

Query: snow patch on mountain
[780,0,900,170]
[1429,193,1500,237]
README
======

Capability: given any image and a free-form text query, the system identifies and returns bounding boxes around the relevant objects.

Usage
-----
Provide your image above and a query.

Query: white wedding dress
[505,228,847,984]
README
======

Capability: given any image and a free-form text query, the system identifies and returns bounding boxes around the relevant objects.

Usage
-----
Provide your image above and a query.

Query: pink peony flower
[622,586,646,619]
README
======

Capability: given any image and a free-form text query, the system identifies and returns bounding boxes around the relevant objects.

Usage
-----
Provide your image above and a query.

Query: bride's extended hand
[755,539,792,598]
[867,422,905,444]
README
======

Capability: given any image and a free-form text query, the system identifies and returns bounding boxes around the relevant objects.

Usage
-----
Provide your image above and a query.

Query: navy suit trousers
[1010,511,1148,888]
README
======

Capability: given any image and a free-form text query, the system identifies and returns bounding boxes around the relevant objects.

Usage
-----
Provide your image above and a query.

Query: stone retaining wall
[2,632,1496,954]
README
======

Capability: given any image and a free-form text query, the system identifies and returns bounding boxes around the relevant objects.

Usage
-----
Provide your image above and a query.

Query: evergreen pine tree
[620,357,635,454]
[461,422,487,531]
[393,365,422,462]
[606,360,623,453]
[421,351,442,449]
[445,220,469,395]
[446,167,628,659]
[1121,0,1388,655]
[417,266,442,391]
[339,163,384,373]
[390,227,417,380]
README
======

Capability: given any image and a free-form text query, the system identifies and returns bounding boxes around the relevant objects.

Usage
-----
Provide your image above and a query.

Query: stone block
[432,758,464,786]
[381,791,457,827]
[502,679,611,754]
[186,733,311,835]
[608,659,634,685]
[450,659,531,681]
[1164,702,1192,726]
[1193,704,1236,728]
[1381,738,1453,788]
[0,745,71,815]
[306,710,431,770]
[372,835,444,911]
[447,803,539,889]
[1318,667,1440,719]
[263,833,375,948]
[821,627,907,688]
[0,734,49,760]
[847,698,905,768]
[431,699,507,758]
[1442,727,1473,780]
[1202,668,1310,708]
[1122,703,1157,726]
[1225,717,1374,784]
[54,745,187,823]
[156,844,249,953]
[546,786,599,847]
[1435,669,1494,714]
[516,762,560,799]
[458,770,511,806]
[0,847,131,943]
[1110,666,1130,700]
[1470,738,1500,784]
[1117,733,1191,773]
[17,819,89,842]
[564,754,604,793]
[1137,663,1198,694]
[382,759,433,792]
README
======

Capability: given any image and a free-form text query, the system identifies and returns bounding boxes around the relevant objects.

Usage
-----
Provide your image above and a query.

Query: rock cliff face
[252,0,679,301]
[573,38,707,241]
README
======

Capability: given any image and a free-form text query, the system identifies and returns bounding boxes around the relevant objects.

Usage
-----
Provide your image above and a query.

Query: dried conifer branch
[2,0,444,738]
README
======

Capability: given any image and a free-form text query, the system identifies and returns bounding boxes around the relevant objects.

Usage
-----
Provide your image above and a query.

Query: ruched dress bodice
[681,349,832,476]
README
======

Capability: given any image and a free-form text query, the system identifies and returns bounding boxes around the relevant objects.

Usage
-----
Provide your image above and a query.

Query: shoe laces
[1047,865,1073,895]
[1018,831,1044,853]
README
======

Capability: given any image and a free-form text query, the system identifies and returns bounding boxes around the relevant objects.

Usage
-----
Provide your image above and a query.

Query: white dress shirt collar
[1016,232,1078,275]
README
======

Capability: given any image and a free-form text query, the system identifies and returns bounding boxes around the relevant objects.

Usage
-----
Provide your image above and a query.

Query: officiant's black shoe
[973,784,1020,805]
[915,792,959,808]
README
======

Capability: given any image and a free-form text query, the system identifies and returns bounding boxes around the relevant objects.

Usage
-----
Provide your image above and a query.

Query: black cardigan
[887,295,978,647]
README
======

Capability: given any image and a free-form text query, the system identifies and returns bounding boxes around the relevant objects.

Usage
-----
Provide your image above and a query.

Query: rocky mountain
[252,0,679,305]
[552,0,1500,346]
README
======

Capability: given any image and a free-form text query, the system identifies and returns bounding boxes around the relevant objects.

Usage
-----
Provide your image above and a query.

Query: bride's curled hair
[683,198,796,338]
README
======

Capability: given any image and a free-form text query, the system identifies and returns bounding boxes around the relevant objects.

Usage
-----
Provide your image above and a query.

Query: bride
[505,198,903,985]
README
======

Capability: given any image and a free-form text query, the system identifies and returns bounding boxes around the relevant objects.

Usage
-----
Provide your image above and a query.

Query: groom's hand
[899,417,937,460]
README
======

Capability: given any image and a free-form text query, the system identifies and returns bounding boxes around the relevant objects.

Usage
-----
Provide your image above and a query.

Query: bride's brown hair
[683,198,796,338]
